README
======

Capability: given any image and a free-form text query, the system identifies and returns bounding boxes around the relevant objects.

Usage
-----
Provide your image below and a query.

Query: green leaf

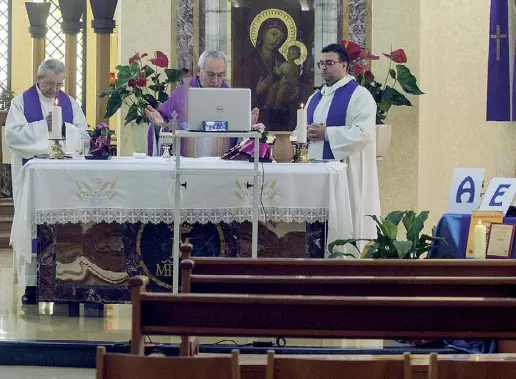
[382,86,412,107]
[389,69,397,80]
[104,92,122,119]
[130,62,141,76]
[158,91,169,104]
[396,65,424,95]
[381,218,398,240]
[125,103,140,124]
[143,94,159,109]
[393,240,413,259]
[143,65,155,78]
[385,211,406,226]
[165,68,182,83]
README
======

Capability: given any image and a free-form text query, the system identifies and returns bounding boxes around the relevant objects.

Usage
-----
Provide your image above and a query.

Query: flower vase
[130,122,149,154]
[272,132,294,163]
[89,135,111,159]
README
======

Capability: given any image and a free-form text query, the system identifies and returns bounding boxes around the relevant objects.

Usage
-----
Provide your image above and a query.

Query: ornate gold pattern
[250,8,297,50]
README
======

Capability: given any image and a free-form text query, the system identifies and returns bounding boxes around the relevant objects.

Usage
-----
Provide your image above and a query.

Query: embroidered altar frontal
[13,157,352,302]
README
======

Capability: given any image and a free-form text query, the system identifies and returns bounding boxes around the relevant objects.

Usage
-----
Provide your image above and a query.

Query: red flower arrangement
[341,40,424,124]
[100,51,182,125]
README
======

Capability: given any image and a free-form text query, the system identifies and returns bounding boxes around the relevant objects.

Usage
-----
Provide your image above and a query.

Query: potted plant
[340,40,424,159]
[100,51,182,153]
[328,210,446,259]
[87,122,115,159]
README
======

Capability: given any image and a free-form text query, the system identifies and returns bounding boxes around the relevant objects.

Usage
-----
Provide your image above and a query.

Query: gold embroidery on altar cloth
[76,178,117,206]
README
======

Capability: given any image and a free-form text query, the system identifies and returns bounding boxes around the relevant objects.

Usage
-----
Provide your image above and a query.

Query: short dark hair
[321,44,350,63]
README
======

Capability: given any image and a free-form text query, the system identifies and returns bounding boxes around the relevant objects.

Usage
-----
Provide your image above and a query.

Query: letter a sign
[447,168,485,214]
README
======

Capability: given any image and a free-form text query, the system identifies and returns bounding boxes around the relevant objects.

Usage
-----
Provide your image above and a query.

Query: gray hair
[37,59,65,78]
[198,50,227,71]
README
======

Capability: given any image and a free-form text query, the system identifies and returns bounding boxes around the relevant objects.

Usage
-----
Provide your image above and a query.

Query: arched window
[46,0,86,110]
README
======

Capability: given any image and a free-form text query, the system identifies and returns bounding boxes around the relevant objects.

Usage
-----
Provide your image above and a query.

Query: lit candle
[51,98,63,140]
[473,221,487,259]
[297,103,307,144]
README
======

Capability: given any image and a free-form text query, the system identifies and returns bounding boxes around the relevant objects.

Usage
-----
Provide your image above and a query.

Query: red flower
[353,63,366,77]
[383,49,407,63]
[359,50,380,60]
[141,53,148,59]
[339,40,362,62]
[128,79,136,87]
[129,52,140,64]
[135,75,147,87]
[150,51,169,68]
[364,70,374,80]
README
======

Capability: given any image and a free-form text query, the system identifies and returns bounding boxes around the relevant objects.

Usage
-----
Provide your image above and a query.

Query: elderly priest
[146,49,234,157]
[5,58,87,304]
[306,43,380,246]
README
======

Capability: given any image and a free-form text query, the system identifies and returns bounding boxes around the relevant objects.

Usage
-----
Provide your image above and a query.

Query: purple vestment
[22,85,73,164]
[147,77,230,157]
[307,81,359,159]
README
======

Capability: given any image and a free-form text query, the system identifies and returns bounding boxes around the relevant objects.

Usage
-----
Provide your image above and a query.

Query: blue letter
[456,176,475,204]
[489,184,511,206]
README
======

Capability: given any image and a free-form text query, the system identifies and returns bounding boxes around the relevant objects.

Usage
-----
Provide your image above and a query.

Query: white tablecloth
[11,157,353,266]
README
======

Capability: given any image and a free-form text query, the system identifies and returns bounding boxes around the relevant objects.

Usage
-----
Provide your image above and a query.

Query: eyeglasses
[203,71,226,80]
[40,80,64,89]
[317,60,343,69]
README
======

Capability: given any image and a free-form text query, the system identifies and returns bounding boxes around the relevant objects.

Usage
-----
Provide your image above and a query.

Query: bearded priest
[306,43,380,248]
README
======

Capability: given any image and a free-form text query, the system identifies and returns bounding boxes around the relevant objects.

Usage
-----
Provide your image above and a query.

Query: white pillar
[117,0,173,156]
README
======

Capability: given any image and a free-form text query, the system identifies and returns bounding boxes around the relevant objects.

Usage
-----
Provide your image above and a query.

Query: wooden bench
[180,244,516,278]
[129,276,516,356]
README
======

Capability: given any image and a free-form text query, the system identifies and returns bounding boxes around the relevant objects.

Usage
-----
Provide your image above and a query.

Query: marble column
[25,2,51,84]
[204,0,229,52]
[177,0,194,71]
[314,0,339,87]
[89,0,118,126]
[117,0,172,155]
[59,0,85,98]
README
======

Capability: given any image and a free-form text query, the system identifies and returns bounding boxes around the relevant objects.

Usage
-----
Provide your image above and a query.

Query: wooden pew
[180,244,516,278]
[129,276,516,356]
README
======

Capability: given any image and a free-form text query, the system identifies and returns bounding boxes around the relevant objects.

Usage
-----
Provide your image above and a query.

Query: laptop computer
[187,88,252,132]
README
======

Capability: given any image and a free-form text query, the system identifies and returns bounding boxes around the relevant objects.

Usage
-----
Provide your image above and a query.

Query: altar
[11,157,352,302]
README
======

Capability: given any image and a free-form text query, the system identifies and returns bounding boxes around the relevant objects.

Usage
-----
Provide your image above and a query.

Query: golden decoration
[250,8,297,50]
[280,40,308,66]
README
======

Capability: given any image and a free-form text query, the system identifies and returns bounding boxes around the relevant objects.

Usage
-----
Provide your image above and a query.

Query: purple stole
[22,85,73,164]
[307,80,359,159]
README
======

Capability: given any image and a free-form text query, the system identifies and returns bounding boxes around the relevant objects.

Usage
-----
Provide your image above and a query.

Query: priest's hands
[145,105,164,126]
[46,112,52,131]
[251,107,260,125]
[307,123,325,141]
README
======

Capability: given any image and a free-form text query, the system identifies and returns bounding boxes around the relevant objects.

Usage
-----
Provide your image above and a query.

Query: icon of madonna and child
[234,8,312,132]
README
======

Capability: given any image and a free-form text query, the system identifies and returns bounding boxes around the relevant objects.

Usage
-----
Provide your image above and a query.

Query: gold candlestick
[49,139,65,159]
[294,143,310,163]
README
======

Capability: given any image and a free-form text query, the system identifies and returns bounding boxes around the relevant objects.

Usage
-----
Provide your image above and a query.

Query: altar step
[0,198,13,248]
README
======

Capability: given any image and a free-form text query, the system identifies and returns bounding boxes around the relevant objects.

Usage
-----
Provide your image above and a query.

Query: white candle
[297,103,307,144]
[473,221,487,259]
[51,99,63,140]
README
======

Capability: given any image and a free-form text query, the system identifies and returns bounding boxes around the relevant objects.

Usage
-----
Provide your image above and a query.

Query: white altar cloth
[11,157,353,273]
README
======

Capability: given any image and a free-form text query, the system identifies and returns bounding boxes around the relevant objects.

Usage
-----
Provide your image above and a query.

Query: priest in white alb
[305,43,380,249]
[5,58,87,304]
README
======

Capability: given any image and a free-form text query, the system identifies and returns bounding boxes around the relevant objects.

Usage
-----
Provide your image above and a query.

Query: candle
[51,98,63,140]
[473,221,487,259]
[297,103,307,144]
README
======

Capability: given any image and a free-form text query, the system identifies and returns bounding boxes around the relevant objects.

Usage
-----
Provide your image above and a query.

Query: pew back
[265,351,413,379]
[96,346,240,379]
[428,353,516,379]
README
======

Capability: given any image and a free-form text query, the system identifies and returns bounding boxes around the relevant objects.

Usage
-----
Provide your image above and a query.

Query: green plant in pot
[0,86,15,111]
[328,210,447,259]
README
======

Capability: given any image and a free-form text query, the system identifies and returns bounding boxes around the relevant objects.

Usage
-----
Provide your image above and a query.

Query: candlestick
[51,98,63,140]
[296,103,307,144]
[473,221,487,259]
